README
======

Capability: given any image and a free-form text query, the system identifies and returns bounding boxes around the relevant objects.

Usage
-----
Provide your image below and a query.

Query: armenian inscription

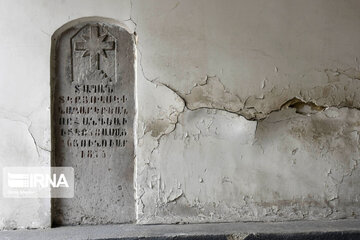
[57,83,129,159]
[52,20,135,225]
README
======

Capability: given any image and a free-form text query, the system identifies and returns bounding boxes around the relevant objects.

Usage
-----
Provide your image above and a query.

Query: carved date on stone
[51,18,135,225]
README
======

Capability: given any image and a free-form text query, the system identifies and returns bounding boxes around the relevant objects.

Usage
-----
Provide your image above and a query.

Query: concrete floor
[0,219,359,240]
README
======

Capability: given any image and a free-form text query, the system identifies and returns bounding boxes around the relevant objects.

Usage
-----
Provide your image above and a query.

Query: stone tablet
[51,18,135,225]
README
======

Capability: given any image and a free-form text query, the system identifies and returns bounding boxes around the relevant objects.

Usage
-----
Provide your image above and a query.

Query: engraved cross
[75,25,115,70]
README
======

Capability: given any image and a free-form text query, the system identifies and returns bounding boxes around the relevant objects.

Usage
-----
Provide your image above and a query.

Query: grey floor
[0,219,360,240]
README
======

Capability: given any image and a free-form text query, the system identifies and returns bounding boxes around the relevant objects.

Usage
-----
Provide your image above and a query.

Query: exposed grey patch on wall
[280,98,327,115]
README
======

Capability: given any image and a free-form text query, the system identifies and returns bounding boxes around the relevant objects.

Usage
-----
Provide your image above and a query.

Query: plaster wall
[0,0,360,229]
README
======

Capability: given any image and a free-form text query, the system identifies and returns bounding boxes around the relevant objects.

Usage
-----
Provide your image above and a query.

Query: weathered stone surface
[51,18,135,225]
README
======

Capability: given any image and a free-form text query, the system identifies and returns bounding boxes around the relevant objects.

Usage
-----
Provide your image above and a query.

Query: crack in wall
[136,75,360,223]
[0,110,50,157]
[325,68,360,82]
[124,0,138,35]
[138,67,360,124]
[132,9,360,223]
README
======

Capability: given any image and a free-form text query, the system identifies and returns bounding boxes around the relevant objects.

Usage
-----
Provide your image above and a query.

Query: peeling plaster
[1,0,360,229]
[181,69,360,121]
[142,67,360,123]
[137,103,360,223]
[135,29,360,223]
[135,30,360,222]
[184,76,243,113]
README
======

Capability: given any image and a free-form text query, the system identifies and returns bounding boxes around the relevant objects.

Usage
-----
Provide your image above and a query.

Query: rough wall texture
[133,0,360,223]
[0,0,360,229]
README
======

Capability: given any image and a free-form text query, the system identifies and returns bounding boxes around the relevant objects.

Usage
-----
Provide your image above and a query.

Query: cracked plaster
[1,0,360,229]
[0,109,50,230]
[133,0,360,224]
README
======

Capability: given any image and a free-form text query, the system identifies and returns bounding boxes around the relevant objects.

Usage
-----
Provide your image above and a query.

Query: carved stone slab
[51,19,135,225]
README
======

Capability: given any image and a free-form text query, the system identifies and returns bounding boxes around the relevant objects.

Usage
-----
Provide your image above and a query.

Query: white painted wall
[0,0,360,229]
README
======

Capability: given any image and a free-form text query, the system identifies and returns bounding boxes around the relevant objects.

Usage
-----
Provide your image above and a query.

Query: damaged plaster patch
[136,83,185,142]
[130,0,360,224]
[135,73,185,221]
[325,68,360,82]
[242,69,360,120]
[137,101,360,223]
[181,77,330,120]
[280,97,327,116]
[144,119,176,138]
[135,59,360,224]
[133,8,360,223]
[256,106,360,219]
[184,76,243,113]
[136,63,360,224]
[150,67,360,121]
